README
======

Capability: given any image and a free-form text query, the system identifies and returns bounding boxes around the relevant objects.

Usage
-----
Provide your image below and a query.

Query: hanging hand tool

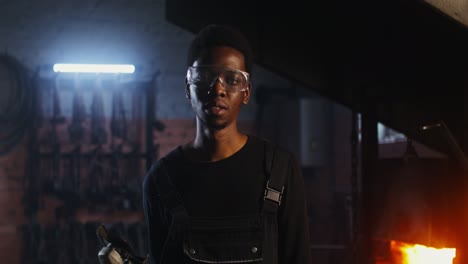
[65,73,85,204]
[37,225,48,264]
[124,149,142,211]
[87,145,106,212]
[71,144,81,203]
[20,221,41,264]
[24,69,42,216]
[71,222,82,263]
[45,75,65,196]
[60,144,81,213]
[151,71,165,132]
[73,222,88,264]
[109,75,127,210]
[128,81,141,151]
[109,143,124,211]
[111,74,127,142]
[91,74,107,145]
[145,71,164,169]
[55,224,69,264]
[87,74,107,212]
[68,73,86,143]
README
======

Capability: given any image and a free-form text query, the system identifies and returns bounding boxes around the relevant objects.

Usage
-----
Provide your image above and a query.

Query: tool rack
[21,69,162,264]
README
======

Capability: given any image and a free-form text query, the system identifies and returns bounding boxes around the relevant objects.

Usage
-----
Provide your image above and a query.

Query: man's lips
[204,100,228,109]
[204,101,228,115]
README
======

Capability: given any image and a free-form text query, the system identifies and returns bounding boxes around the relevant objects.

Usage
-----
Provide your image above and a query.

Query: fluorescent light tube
[53,64,135,73]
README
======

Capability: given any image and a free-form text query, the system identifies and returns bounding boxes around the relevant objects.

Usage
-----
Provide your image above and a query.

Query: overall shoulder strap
[262,140,289,211]
[262,140,290,264]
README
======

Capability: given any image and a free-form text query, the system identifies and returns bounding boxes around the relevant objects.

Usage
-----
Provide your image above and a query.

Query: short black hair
[187,24,253,74]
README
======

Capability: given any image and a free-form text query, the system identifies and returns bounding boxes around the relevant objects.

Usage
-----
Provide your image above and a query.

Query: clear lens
[187,66,249,92]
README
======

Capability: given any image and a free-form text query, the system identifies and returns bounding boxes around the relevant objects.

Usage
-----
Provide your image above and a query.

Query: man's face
[186,46,251,130]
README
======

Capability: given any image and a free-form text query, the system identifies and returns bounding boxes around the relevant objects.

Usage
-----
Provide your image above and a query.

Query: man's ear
[242,82,251,105]
[185,78,191,99]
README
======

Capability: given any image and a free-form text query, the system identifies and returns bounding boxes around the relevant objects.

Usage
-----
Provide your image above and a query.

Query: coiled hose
[0,54,34,156]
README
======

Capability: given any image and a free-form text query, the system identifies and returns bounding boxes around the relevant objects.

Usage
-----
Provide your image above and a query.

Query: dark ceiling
[166,0,468,158]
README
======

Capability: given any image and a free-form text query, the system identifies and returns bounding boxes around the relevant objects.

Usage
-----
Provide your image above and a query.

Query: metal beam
[424,0,468,27]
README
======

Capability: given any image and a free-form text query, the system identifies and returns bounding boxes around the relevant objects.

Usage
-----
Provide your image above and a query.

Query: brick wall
[0,141,27,264]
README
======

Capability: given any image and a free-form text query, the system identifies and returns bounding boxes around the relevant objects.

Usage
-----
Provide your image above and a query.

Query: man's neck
[187,121,248,162]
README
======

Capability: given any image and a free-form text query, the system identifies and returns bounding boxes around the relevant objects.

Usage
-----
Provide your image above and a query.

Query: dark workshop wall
[0,1,450,264]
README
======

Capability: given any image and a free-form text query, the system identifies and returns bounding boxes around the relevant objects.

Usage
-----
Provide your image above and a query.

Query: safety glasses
[186,66,250,93]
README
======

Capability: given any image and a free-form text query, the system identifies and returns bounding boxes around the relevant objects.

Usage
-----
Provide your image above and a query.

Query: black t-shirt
[172,135,266,217]
[143,135,312,264]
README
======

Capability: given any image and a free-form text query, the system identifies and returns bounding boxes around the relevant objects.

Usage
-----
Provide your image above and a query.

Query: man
[142,24,312,264]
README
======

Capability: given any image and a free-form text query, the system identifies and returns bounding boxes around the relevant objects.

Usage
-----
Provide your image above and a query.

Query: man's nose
[208,77,226,97]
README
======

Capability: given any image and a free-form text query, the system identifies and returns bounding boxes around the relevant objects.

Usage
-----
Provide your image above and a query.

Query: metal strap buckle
[264,180,284,206]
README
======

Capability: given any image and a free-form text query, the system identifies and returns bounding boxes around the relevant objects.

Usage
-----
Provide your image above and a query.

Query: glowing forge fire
[390,240,456,264]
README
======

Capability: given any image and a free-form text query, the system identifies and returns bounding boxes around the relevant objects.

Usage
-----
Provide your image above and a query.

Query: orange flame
[391,240,456,264]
